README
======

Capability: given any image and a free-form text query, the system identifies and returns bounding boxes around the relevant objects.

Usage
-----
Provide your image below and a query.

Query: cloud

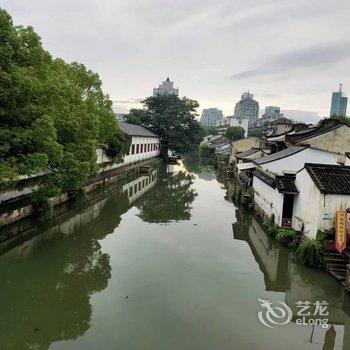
[231,41,350,79]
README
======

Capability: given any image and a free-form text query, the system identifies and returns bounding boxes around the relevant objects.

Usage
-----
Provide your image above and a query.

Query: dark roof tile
[305,163,350,195]
[254,146,306,165]
[119,122,159,137]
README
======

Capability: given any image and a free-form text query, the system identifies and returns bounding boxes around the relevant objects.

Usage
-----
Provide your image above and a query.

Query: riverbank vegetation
[0,9,126,196]
[126,95,204,154]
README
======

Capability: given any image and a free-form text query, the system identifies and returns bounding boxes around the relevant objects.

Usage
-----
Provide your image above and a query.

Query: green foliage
[248,128,263,138]
[0,8,126,196]
[295,239,324,268]
[317,227,335,242]
[224,126,245,141]
[199,143,215,159]
[276,228,301,247]
[262,215,278,238]
[30,186,60,214]
[126,94,204,154]
[201,125,218,136]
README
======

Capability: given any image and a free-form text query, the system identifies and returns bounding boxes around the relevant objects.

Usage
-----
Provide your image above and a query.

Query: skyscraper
[234,91,259,121]
[153,77,179,97]
[200,108,223,127]
[330,84,347,117]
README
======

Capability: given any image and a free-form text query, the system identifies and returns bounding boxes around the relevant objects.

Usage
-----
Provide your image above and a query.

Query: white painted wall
[98,135,160,172]
[253,176,284,226]
[261,148,349,175]
[293,169,350,239]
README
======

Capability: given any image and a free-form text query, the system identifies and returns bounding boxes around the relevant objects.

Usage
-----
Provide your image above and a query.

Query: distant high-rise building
[264,106,282,118]
[153,77,179,97]
[200,108,223,127]
[330,84,347,117]
[234,91,259,121]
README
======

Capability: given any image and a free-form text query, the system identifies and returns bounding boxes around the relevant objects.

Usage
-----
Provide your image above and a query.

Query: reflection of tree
[0,190,129,349]
[137,169,197,223]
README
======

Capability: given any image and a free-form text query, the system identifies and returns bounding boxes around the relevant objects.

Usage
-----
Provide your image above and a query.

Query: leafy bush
[262,215,278,237]
[199,143,215,159]
[276,228,301,247]
[31,186,61,214]
[295,239,324,268]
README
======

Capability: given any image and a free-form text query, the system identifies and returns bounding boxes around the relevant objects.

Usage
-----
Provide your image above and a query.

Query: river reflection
[1,161,350,350]
[232,206,350,349]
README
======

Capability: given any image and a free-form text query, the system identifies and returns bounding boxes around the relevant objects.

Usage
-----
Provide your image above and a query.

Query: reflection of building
[330,84,347,117]
[123,170,158,204]
[234,91,259,122]
[232,210,350,348]
[153,77,179,97]
[0,167,162,349]
[200,108,223,127]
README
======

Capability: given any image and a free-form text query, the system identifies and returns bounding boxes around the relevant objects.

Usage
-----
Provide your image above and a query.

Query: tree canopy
[224,126,245,141]
[201,125,219,136]
[125,95,204,154]
[0,8,126,193]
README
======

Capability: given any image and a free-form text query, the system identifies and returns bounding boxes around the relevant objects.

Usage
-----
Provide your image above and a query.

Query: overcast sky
[3,0,350,123]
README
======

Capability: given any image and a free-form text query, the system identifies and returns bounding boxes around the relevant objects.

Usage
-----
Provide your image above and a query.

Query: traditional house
[236,148,266,164]
[230,137,262,163]
[201,135,231,155]
[97,122,161,172]
[252,146,349,228]
[285,119,350,155]
[292,164,350,239]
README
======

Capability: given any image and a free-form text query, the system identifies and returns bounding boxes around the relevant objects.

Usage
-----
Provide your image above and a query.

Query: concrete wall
[253,176,284,226]
[261,148,348,175]
[230,137,261,162]
[294,125,350,154]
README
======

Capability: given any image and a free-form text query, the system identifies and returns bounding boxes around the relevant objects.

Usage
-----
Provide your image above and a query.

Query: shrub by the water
[276,228,301,248]
[295,239,324,268]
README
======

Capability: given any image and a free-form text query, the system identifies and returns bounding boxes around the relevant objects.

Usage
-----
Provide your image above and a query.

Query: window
[140,144,143,153]
[131,144,135,155]
[148,143,150,152]
[129,187,133,196]
[144,143,147,152]
[138,182,141,191]
[151,143,153,151]
[136,144,139,154]
[134,184,137,193]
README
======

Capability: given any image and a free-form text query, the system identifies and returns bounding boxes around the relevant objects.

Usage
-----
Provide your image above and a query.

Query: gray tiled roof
[305,163,350,195]
[254,146,306,165]
[119,122,159,137]
[236,148,261,159]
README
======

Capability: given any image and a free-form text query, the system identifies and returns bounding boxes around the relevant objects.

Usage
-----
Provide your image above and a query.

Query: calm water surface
[1,161,350,349]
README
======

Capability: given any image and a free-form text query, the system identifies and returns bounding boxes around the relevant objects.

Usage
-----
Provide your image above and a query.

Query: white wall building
[217,116,249,137]
[97,123,161,172]
[252,146,350,229]
[153,77,179,97]
[292,164,350,238]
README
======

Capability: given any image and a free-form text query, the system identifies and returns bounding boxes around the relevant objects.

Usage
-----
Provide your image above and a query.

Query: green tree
[0,8,126,194]
[201,125,218,136]
[248,128,263,138]
[224,126,245,141]
[126,95,204,154]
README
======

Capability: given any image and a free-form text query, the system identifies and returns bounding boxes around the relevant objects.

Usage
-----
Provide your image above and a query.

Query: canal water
[1,160,350,349]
